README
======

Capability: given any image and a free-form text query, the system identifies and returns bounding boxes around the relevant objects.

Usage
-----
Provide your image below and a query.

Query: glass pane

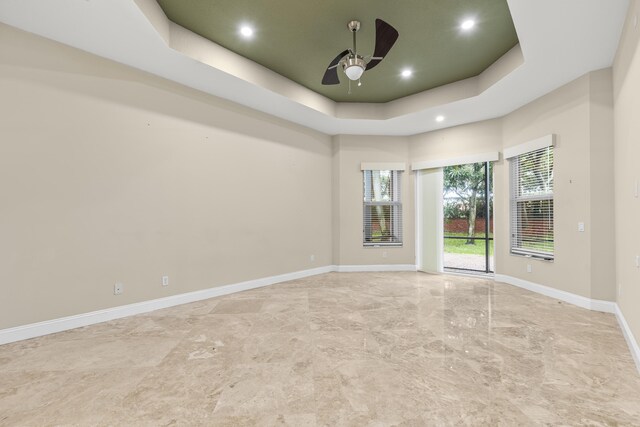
[443,237,489,272]
[443,161,493,273]
[518,147,554,197]
[364,170,393,202]
[443,162,488,238]
[364,204,401,244]
[514,199,554,254]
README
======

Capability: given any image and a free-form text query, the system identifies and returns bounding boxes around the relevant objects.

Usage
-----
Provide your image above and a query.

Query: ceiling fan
[321,19,399,86]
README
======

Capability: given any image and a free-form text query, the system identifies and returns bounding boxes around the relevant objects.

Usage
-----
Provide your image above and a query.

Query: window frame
[509,146,555,260]
[363,169,403,247]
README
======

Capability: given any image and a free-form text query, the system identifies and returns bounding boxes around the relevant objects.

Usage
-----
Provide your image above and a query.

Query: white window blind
[510,146,554,259]
[363,170,403,246]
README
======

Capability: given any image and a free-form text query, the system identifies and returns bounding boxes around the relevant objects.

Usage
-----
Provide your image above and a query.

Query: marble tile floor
[1,272,640,426]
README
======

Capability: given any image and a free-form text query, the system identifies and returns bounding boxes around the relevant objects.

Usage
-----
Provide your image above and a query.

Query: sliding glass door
[443,162,494,273]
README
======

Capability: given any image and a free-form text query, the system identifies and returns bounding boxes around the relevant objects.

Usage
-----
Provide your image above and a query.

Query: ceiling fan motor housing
[342,56,366,80]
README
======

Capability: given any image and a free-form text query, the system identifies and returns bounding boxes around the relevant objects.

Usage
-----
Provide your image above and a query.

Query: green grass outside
[444,232,494,256]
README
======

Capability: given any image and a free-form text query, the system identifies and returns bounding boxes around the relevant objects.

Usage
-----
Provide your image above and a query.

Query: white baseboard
[495,274,639,374]
[615,304,640,374]
[335,264,418,272]
[4,266,637,376]
[494,274,616,313]
[0,265,334,345]
[0,264,421,345]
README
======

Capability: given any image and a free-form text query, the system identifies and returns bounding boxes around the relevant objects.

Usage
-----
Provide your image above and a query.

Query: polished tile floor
[1,272,640,426]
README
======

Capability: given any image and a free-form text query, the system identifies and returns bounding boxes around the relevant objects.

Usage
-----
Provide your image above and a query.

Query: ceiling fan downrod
[348,20,360,55]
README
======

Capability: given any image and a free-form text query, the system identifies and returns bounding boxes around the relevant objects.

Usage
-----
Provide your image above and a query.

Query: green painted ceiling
[156,0,519,103]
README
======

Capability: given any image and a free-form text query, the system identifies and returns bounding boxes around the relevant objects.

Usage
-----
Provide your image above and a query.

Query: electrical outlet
[636,255,640,268]
[578,222,585,232]
[526,264,532,273]
[162,276,169,287]
[114,282,124,295]
[310,254,315,262]
[382,251,388,258]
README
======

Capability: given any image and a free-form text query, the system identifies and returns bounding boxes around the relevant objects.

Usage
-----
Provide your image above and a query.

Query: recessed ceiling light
[401,69,413,78]
[239,25,254,38]
[436,115,445,122]
[461,19,476,31]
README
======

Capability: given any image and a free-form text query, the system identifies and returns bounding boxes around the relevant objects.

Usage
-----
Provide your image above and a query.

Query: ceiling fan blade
[366,19,399,71]
[322,49,349,85]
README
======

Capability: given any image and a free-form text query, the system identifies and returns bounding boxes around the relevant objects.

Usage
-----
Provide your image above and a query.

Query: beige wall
[589,69,616,302]
[500,70,615,301]
[408,70,616,302]
[332,135,414,266]
[614,0,640,352]
[0,24,333,329]
[409,119,502,162]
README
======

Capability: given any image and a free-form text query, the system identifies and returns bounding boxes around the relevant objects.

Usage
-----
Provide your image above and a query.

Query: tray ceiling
[156,0,519,103]
[0,0,629,135]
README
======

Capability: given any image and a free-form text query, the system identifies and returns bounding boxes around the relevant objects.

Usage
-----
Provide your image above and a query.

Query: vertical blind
[510,146,554,259]
[363,170,403,246]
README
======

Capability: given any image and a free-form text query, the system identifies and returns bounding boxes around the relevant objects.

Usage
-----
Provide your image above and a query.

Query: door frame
[413,152,499,275]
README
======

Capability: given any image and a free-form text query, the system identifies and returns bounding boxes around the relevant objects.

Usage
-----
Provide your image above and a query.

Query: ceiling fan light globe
[345,65,365,80]
[342,56,367,81]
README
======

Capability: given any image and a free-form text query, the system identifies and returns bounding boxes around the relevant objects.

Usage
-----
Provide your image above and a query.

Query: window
[510,146,554,259]
[363,170,402,246]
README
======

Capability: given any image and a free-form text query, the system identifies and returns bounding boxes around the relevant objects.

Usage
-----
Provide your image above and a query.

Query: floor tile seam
[307,306,405,314]
[255,307,311,315]
[0,360,170,374]
[219,360,313,370]
[0,366,158,376]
